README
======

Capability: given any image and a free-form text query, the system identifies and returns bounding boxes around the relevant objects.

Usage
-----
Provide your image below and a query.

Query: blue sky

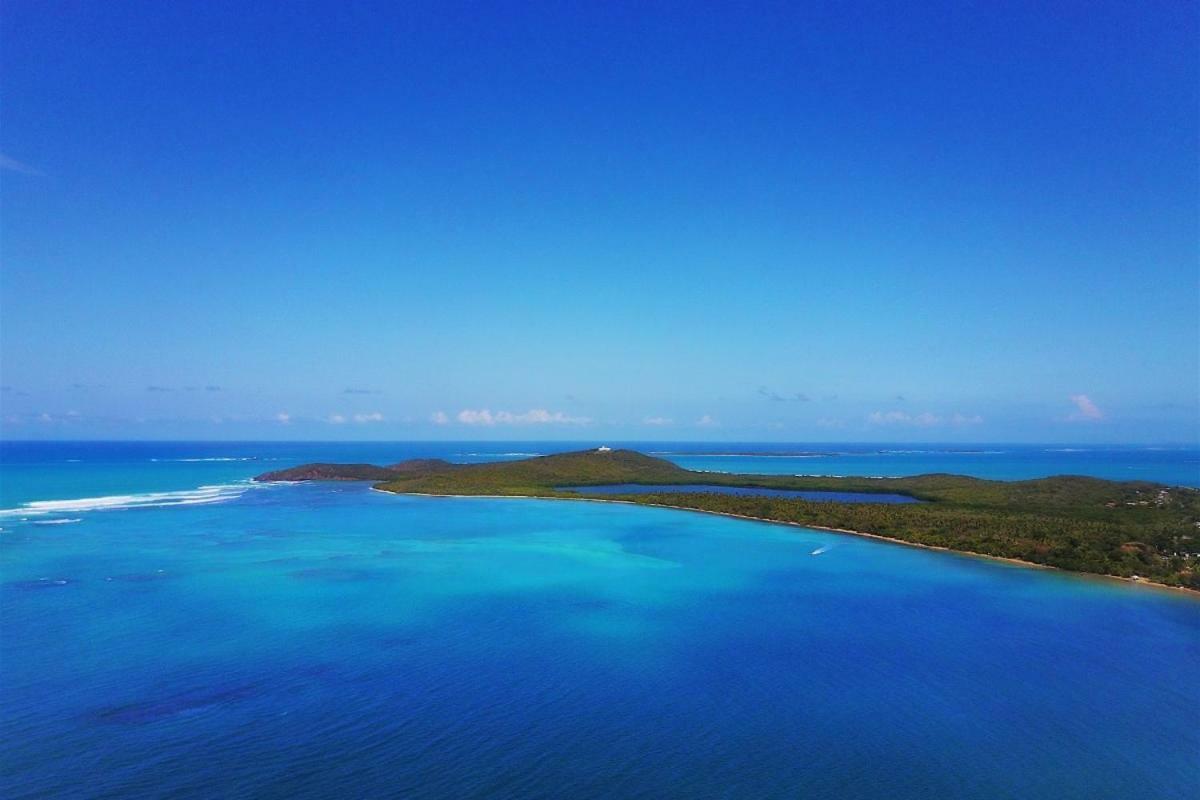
[2,1,1196,442]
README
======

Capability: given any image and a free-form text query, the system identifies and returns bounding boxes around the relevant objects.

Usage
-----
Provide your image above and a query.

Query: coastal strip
[375,487,1200,597]
[259,448,1200,591]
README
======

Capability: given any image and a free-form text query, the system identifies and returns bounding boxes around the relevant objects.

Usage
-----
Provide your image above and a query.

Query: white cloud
[696,414,718,427]
[506,409,581,424]
[643,416,673,426]
[868,410,941,427]
[868,410,983,428]
[1068,394,1103,421]
[0,153,43,176]
[869,410,927,426]
[354,412,384,423]
[456,408,591,426]
[758,387,811,402]
[328,413,347,424]
[275,412,291,424]
[6,410,85,425]
[430,410,449,425]
[816,417,844,429]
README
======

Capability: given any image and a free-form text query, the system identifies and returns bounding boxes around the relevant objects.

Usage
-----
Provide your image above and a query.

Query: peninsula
[256,449,1200,590]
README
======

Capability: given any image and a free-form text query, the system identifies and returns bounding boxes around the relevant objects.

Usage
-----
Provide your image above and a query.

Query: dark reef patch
[91,683,259,725]
[105,571,173,583]
[5,577,71,590]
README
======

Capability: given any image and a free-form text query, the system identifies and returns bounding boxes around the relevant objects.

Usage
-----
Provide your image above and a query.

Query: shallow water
[3,455,1198,798]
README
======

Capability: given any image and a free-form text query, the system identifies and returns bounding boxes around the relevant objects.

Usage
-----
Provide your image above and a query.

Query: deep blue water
[2,441,1198,798]
[561,484,921,503]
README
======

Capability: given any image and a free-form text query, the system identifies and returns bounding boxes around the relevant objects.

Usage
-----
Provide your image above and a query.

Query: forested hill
[256,458,458,482]
[256,449,1200,589]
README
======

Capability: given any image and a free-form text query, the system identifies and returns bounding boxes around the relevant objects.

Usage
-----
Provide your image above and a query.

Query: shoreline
[374,487,1200,598]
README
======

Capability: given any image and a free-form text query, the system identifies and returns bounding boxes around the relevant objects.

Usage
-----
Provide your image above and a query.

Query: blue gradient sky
[2,2,1197,442]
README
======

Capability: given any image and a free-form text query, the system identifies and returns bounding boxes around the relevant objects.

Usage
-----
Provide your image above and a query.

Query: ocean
[2,441,1197,798]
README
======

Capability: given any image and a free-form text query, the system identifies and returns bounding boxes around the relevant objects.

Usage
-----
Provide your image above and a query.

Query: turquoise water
[561,484,921,503]
[2,442,1198,798]
[651,443,1200,486]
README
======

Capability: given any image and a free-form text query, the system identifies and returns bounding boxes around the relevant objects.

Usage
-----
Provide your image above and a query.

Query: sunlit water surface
[2,442,1197,798]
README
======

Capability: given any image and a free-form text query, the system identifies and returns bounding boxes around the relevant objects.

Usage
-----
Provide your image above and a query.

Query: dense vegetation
[256,449,1200,589]
[257,458,457,482]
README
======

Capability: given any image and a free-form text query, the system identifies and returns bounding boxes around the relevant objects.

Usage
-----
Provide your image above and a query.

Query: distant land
[257,449,1200,591]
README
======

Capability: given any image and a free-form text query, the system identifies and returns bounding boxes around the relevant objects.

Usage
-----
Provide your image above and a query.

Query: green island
[256,448,1200,591]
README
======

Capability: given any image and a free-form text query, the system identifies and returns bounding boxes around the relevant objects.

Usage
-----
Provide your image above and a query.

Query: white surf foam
[149,457,258,462]
[0,482,261,518]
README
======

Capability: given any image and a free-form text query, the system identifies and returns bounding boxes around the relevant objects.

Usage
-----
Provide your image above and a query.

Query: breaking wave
[149,457,260,463]
[0,482,261,519]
